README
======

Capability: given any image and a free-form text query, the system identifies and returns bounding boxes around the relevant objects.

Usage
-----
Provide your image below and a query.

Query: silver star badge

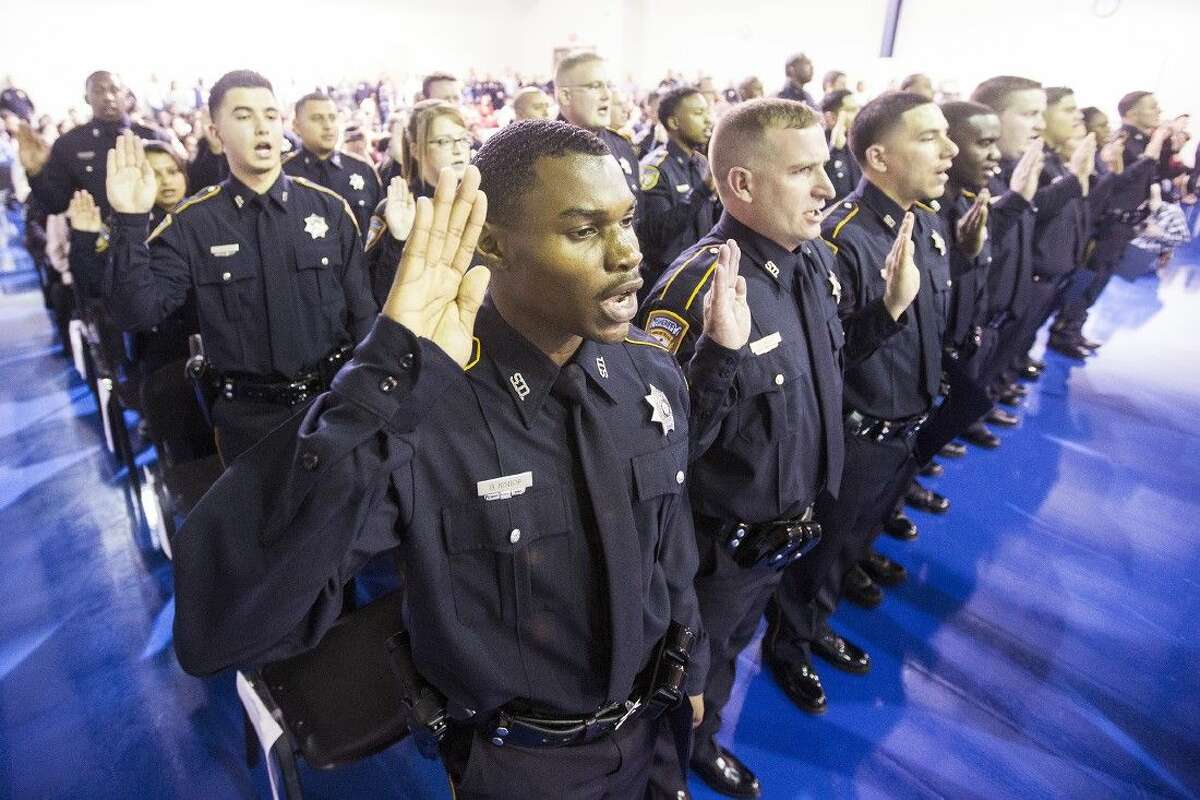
[644,384,675,437]
[931,230,947,256]
[827,270,842,303]
[349,173,365,191]
[304,214,329,239]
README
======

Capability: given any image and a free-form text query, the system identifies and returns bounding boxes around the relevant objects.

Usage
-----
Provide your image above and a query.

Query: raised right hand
[15,121,50,176]
[382,165,490,368]
[67,190,103,233]
[829,112,848,150]
[383,176,417,242]
[882,212,919,321]
[1143,125,1171,161]
[1009,142,1044,202]
[105,132,157,215]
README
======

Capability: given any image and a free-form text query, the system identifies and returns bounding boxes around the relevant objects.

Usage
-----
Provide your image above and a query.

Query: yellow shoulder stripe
[624,336,668,352]
[914,200,935,213]
[657,246,714,303]
[961,189,977,200]
[820,236,839,256]
[684,257,721,311]
[291,176,362,237]
[173,185,222,216]
[146,215,173,244]
[464,337,482,371]
[365,215,387,251]
[830,205,860,239]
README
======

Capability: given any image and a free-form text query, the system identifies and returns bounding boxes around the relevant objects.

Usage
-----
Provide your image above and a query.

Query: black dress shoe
[691,745,762,799]
[883,511,918,541]
[1048,335,1089,360]
[940,441,967,458]
[919,461,944,478]
[986,407,1019,427]
[861,549,907,586]
[842,565,882,608]
[905,481,950,513]
[812,631,871,674]
[766,656,827,714]
[1017,362,1043,381]
[1077,334,1101,351]
[963,421,1000,448]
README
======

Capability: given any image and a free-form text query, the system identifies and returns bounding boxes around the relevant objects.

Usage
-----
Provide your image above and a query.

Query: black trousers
[441,714,660,800]
[769,431,915,663]
[211,396,306,466]
[1012,273,1070,359]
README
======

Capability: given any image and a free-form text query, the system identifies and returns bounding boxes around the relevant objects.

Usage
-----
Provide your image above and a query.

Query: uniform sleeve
[683,336,741,460]
[366,224,406,309]
[1034,172,1083,221]
[26,137,74,215]
[171,316,460,675]
[989,190,1033,243]
[336,202,380,341]
[637,167,713,263]
[105,212,192,331]
[67,229,106,299]
[830,237,905,368]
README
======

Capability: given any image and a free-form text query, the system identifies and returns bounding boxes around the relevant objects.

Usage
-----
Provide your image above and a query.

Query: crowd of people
[0,47,1194,800]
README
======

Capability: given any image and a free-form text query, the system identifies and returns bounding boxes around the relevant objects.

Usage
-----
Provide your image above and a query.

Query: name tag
[77,151,95,160]
[209,243,240,257]
[750,331,781,355]
[675,183,691,193]
[477,471,533,501]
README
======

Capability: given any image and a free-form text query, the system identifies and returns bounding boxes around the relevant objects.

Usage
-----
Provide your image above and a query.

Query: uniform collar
[856,178,907,231]
[1120,123,1147,142]
[666,138,695,167]
[301,146,342,169]
[475,302,617,429]
[712,211,805,290]
[92,115,132,135]
[227,170,290,212]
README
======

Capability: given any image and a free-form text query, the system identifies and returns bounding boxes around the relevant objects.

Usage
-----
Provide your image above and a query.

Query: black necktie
[792,254,845,497]
[912,221,942,401]
[550,362,644,703]
[253,194,303,377]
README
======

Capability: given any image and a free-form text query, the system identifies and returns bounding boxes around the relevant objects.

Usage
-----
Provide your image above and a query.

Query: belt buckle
[874,421,891,441]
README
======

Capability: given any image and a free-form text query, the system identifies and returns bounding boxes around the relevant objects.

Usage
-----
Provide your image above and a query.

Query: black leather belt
[217,344,353,408]
[722,506,819,570]
[845,409,928,443]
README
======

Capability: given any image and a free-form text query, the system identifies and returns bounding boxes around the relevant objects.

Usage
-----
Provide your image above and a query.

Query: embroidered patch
[643,310,690,354]
[640,165,661,191]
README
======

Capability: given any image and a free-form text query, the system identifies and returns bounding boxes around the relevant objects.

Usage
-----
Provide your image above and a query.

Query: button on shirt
[821,179,949,420]
[172,303,734,716]
[282,147,381,241]
[638,140,717,284]
[106,172,377,378]
[643,213,859,523]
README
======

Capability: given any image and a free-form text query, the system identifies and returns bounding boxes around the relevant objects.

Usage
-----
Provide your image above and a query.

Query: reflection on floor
[2,245,1199,799]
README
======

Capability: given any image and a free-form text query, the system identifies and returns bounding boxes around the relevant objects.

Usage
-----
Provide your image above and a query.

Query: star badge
[304,214,329,239]
[931,230,947,256]
[827,270,842,303]
[349,173,365,191]
[644,384,675,437]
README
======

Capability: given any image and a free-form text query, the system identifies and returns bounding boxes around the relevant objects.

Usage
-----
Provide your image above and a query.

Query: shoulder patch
[642,310,690,354]
[95,227,111,254]
[640,164,661,191]
[292,176,361,237]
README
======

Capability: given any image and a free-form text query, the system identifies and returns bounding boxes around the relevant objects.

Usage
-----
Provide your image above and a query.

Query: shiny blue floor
[2,244,1199,799]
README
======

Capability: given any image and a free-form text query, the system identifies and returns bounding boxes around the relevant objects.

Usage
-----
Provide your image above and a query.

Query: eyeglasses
[564,82,615,93]
[428,136,472,150]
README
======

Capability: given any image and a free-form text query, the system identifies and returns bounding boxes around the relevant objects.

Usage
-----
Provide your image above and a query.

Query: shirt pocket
[196,250,257,321]
[441,486,570,626]
[734,343,797,444]
[296,239,345,308]
[630,440,688,584]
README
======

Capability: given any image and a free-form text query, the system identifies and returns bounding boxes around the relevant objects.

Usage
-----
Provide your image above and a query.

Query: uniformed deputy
[16,70,170,217]
[820,89,862,202]
[766,92,956,712]
[776,53,815,107]
[642,97,896,798]
[171,120,752,800]
[512,86,552,121]
[103,70,377,463]
[555,52,642,206]
[363,100,468,307]
[637,86,717,299]
[283,91,382,240]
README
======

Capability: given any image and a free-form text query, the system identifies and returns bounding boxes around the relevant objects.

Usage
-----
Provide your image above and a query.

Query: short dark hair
[658,86,702,126]
[822,70,846,89]
[422,72,458,99]
[294,91,333,117]
[208,70,274,116]
[1045,86,1075,107]
[1081,106,1105,127]
[849,91,932,166]
[473,119,609,227]
[143,141,187,178]
[940,100,997,131]
[970,75,1042,113]
[820,89,853,114]
[84,71,117,92]
[900,73,931,91]
[1118,91,1152,118]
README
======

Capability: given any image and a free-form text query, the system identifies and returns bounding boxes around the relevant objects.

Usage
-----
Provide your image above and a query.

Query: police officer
[643,97,895,798]
[512,86,552,121]
[556,52,642,203]
[104,70,377,463]
[638,86,717,298]
[282,91,382,239]
[765,92,955,711]
[777,53,816,107]
[15,70,170,217]
[820,89,861,202]
[171,120,751,799]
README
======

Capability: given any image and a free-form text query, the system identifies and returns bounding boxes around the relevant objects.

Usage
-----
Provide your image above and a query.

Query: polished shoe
[920,461,944,478]
[905,481,950,513]
[883,511,918,541]
[691,745,763,799]
[766,656,827,714]
[812,631,871,674]
[963,421,1000,448]
[861,549,907,586]
[986,407,1019,427]
[1077,334,1102,351]
[940,441,967,458]
[1047,335,1090,360]
[842,565,882,609]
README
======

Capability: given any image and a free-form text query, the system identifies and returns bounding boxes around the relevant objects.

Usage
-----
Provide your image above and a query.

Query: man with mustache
[171,119,751,799]
[764,92,957,707]
[104,70,377,463]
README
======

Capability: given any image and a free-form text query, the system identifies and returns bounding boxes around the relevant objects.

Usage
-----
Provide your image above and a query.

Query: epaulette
[608,126,634,144]
[825,201,860,241]
[291,176,361,237]
[914,199,940,213]
[654,244,721,309]
[281,150,301,165]
[150,185,221,243]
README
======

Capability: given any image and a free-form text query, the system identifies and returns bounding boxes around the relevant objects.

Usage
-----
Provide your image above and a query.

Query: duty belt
[721,506,820,570]
[845,409,928,443]
[217,344,354,408]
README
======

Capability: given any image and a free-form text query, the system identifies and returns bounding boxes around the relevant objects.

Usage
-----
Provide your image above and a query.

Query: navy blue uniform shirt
[172,303,746,715]
[824,133,862,203]
[1031,150,1087,277]
[106,171,377,378]
[282,146,382,241]
[637,140,717,286]
[984,167,1037,323]
[939,188,993,349]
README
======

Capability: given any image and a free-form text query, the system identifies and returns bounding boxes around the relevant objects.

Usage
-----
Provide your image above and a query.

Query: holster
[385,630,449,760]
[722,510,821,570]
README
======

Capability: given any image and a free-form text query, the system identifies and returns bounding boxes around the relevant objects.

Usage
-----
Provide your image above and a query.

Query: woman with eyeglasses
[365,99,472,306]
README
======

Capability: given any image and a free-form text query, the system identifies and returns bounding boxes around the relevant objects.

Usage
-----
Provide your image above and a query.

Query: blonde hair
[400,99,468,191]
